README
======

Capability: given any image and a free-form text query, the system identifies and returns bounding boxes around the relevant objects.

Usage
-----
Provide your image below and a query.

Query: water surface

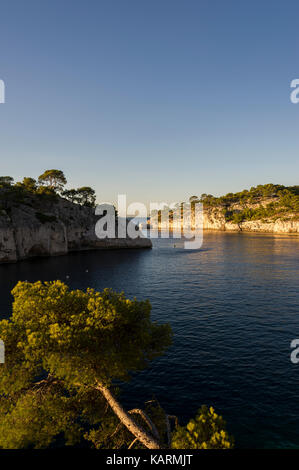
[0,231,299,448]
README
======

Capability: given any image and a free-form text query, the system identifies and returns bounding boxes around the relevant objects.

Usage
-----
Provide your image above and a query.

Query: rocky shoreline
[0,198,151,264]
[150,209,299,235]
[202,210,299,233]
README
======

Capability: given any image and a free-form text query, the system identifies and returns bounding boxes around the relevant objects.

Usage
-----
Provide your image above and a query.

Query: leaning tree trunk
[95,383,161,449]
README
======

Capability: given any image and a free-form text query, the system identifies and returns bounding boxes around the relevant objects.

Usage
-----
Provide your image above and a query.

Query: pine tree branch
[128,408,160,441]
[95,383,161,449]
[128,438,138,449]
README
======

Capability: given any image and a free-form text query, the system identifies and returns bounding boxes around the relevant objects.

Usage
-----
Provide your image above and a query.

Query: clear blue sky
[0,0,299,205]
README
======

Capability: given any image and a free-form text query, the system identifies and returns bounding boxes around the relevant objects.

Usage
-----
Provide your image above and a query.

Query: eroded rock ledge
[202,209,299,233]
[150,207,299,234]
[0,198,151,264]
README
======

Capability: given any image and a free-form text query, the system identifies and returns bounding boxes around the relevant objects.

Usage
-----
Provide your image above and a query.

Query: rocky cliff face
[150,205,299,234]
[0,196,151,264]
[202,208,299,233]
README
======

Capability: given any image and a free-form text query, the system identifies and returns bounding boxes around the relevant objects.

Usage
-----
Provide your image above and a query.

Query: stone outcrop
[0,197,151,264]
[202,208,299,233]
[149,205,299,234]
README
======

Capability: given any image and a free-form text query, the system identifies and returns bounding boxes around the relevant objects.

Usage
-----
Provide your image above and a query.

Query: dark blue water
[0,231,299,448]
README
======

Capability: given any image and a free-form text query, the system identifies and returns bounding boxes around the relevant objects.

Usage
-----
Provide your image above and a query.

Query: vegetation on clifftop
[0,170,96,213]
[150,184,299,226]
[191,184,299,223]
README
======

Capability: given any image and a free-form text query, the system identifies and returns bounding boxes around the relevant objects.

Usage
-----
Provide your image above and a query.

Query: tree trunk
[95,383,161,449]
[128,409,160,441]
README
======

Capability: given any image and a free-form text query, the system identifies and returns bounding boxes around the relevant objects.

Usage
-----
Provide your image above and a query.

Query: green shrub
[171,405,234,449]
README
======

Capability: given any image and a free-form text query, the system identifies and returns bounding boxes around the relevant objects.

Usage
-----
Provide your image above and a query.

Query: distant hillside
[150,184,299,234]
[198,184,299,224]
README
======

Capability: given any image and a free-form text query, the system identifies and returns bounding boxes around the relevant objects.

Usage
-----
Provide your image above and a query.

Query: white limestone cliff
[0,198,151,264]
